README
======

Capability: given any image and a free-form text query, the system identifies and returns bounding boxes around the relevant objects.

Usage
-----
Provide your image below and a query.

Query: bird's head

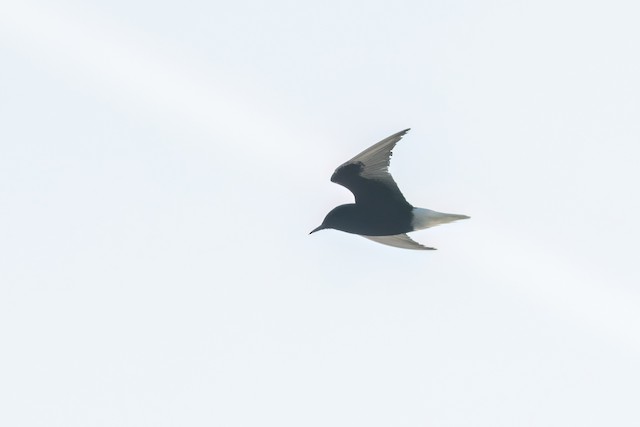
[310,205,358,234]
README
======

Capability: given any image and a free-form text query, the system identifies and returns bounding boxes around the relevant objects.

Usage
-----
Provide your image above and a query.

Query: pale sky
[1,1,639,426]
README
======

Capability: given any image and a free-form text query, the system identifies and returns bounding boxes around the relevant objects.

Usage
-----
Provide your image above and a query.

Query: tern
[310,129,469,250]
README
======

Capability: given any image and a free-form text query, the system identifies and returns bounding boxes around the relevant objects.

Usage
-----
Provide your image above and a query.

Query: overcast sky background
[1,1,639,426]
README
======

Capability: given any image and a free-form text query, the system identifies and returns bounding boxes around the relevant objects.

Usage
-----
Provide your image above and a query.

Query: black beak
[309,225,325,234]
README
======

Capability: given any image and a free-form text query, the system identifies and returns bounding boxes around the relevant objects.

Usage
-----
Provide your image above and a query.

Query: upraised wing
[330,129,412,208]
[362,234,435,250]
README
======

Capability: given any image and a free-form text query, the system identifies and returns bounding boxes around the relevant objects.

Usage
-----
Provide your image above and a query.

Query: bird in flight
[310,129,469,250]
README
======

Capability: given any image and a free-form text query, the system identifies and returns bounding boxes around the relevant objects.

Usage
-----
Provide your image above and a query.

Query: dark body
[323,161,413,236]
[322,203,413,236]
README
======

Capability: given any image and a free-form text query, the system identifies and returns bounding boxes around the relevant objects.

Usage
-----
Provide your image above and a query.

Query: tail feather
[411,208,469,231]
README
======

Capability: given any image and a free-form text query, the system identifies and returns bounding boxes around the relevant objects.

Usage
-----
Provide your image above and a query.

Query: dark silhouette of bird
[310,129,469,250]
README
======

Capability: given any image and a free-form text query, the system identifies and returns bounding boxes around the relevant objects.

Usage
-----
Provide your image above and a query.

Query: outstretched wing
[331,129,411,208]
[362,234,435,250]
